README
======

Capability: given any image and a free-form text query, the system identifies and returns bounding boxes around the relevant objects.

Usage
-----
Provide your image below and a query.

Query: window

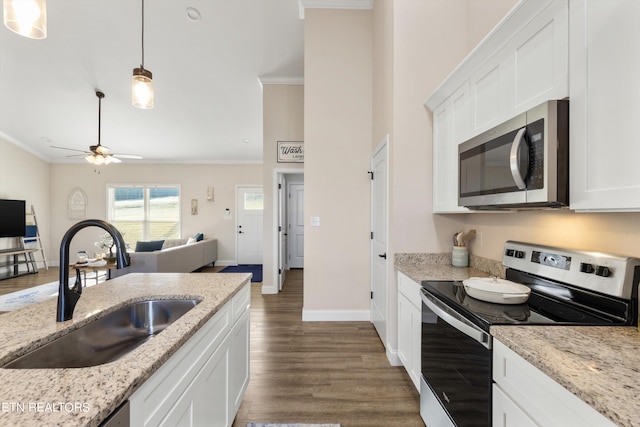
[107,185,180,246]
[243,192,264,210]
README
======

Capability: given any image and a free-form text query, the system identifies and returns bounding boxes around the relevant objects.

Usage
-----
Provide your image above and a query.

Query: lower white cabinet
[130,283,251,427]
[492,339,615,427]
[397,272,421,391]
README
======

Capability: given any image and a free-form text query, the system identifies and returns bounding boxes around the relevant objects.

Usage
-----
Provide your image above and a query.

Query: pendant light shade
[3,0,47,39]
[132,67,153,109]
[132,0,153,109]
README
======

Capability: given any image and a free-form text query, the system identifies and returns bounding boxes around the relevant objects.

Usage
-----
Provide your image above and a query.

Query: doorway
[273,170,304,292]
[236,186,263,265]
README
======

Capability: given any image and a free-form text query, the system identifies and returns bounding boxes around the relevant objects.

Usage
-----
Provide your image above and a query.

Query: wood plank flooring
[233,268,424,427]
[0,266,59,295]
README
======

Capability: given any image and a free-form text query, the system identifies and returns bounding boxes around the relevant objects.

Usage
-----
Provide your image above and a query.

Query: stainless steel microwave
[458,100,569,209]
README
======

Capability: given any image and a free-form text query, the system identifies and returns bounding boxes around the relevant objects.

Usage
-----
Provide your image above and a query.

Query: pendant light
[3,0,47,39]
[132,0,153,109]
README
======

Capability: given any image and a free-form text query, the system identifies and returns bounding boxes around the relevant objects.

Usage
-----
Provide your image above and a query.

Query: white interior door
[287,183,304,269]
[278,176,287,290]
[371,138,388,343]
[237,186,263,265]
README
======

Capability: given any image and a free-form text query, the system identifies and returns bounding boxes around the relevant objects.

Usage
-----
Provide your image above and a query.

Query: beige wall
[49,163,262,265]
[261,84,304,293]
[0,137,51,259]
[303,9,372,318]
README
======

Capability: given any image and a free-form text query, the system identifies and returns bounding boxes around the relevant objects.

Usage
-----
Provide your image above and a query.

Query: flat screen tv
[0,199,26,238]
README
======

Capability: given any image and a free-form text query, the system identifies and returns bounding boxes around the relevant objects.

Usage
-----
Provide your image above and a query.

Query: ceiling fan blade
[65,154,88,158]
[109,156,122,164]
[113,154,143,159]
[51,145,89,154]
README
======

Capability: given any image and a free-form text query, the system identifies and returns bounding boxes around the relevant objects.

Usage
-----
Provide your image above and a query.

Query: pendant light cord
[141,0,145,69]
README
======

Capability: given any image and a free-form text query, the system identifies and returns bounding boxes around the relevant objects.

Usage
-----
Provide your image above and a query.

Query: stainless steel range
[419,241,640,427]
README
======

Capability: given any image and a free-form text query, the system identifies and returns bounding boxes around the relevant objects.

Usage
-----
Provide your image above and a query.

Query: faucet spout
[57,219,130,322]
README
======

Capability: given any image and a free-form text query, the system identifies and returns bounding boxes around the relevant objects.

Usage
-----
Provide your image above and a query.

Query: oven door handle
[421,291,491,349]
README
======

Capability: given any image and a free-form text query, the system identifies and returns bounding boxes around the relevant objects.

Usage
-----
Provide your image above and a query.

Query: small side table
[71,260,117,286]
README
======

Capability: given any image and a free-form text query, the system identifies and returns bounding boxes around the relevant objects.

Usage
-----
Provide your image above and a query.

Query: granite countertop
[394,252,504,283]
[492,326,640,427]
[0,272,251,427]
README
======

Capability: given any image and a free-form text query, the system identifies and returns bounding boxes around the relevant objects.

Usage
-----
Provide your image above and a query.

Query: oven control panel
[502,241,640,299]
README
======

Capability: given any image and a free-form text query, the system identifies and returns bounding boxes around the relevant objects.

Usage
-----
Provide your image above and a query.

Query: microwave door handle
[509,127,528,190]
[421,291,491,349]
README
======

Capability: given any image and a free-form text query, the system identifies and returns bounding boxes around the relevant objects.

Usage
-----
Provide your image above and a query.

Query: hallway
[233,269,423,427]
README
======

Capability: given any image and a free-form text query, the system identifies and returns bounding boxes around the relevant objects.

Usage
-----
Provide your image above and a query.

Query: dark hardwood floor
[0,265,59,296]
[233,268,424,427]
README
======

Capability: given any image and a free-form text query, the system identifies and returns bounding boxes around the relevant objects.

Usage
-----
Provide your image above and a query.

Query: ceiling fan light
[132,67,154,109]
[3,0,46,39]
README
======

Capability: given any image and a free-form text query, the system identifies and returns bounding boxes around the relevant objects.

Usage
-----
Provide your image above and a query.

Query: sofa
[111,237,217,278]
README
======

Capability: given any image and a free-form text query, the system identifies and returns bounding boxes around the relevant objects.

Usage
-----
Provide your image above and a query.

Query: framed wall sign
[277,141,304,163]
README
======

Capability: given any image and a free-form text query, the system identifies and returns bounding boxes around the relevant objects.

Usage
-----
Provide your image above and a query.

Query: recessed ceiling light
[186,7,201,22]
[243,139,249,144]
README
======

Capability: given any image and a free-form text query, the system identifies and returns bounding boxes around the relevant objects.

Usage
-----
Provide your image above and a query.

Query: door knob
[378,253,387,259]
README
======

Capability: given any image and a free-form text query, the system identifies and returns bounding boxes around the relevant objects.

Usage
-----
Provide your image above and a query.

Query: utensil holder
[452,246,469,267]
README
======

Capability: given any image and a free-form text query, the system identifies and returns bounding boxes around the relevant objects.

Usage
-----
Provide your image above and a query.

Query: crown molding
[299,0,374,19]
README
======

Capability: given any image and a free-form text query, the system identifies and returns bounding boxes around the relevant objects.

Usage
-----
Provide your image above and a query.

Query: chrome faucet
[57,219,130,322]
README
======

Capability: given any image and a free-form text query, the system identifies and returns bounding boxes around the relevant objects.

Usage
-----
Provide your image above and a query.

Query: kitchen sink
[3,298,200,369]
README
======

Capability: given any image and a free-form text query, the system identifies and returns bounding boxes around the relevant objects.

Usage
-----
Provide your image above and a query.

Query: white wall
[0,137,51,262]
[303,8,372,319]
[261,84,304,294]
[50,163,262,265]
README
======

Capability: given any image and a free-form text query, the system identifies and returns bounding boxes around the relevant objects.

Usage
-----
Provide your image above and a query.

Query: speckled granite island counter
[0,272,251,427]
[492,325,640,427]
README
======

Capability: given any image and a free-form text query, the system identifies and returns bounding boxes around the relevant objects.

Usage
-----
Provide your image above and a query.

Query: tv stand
[0,248,39,280]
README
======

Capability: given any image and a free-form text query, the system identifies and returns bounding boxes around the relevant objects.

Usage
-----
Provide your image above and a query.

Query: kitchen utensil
[462,277,531,304]
[461,229,476,246]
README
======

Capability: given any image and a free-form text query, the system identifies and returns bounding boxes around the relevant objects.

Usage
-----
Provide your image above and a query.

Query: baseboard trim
[261,284,278,295]
[302,309,371,322]
[386,347,402,366]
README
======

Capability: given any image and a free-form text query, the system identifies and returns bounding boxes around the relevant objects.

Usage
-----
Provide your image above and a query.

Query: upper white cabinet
[427,0,569,213]
[432,83,470,213]
[569,0,640,211]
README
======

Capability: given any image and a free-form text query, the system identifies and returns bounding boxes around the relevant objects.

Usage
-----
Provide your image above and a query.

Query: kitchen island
[0,272,251,426]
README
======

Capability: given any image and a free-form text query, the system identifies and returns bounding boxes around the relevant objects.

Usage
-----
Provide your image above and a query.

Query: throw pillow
[195,233,204,242]
[186,236,197,245]
[135,240,165,252]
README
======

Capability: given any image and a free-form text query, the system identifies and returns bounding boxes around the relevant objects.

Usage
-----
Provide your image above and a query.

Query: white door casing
[287,183,304,269]
[371,136,389,344]
[278,175,287,291]
[236,186,263,265]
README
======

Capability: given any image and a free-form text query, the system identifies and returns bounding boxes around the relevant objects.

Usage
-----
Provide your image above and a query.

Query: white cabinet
[432,84,470,213]
[130,283,251,427]
[428,0,568,213]
[492,339,616,427]
[569,0,640,211]
[397,272,421,391]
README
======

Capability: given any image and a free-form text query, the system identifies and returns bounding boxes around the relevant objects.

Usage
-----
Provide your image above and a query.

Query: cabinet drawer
[397,272,421,310]
[493,340,615,427]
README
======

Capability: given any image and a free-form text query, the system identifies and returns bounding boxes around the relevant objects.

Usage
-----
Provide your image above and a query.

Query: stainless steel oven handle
[509,127,528,190]
[421,291,491,349]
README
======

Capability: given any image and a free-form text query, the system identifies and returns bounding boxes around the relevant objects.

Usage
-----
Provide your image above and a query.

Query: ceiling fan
[51,91,143,164]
